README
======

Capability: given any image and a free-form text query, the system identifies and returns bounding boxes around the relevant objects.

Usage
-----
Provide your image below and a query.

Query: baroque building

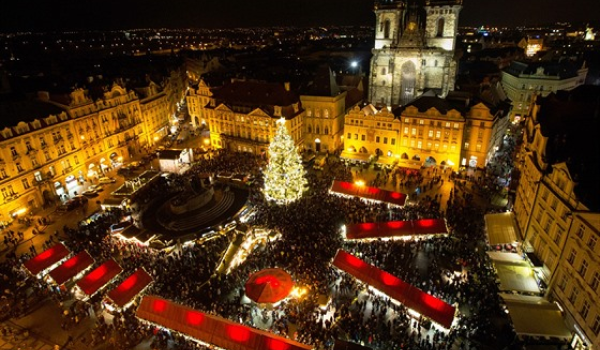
[513,85,600,350]
[369,0,461,106]
[0,71,187,225]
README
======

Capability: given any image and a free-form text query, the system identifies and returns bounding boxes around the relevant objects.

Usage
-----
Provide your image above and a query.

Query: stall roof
[76,259,123,297]
[500,293,571,339]
[484,212,520,245]
[346,219,448,240]
[48,251,94,285]
[332,250,455,328]
[136,296,313,350]
[340,151,371,163]
[107,268,154,308]
[488,254,540,294]
[330,180,407,207]
[23,243,70,276]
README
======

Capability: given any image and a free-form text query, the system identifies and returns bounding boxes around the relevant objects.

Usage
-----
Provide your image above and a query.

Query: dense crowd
[0,143,520,350]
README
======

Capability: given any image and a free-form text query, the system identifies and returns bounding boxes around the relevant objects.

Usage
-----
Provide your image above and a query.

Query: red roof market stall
[75,259,123,298]
[106,268,153,309]
[330,181,407,206]
[23,243,70,276]
[345,219,448,240]
[48,251,94,285]
[245,269,294,304]
[332,250,456,329]
[136,296,312,350]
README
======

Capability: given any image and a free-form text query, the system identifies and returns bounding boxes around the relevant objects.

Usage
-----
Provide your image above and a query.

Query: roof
[158,149,185,160]
[0,95,66,129]
[212,80,299,107]
[23,243,70,276]
[504,60,581,79]
[107,267,153,308]
[330,180,407,206]
[500,293,571,339]
[48,251,94,285]
[332,250,456,328]
[345,219,448,240]
[76,259,123,297]
[400,95,470,115]
[136,296,313,350]
[536,85,600,211]
[484,212,520,245]
[303,66,341,97]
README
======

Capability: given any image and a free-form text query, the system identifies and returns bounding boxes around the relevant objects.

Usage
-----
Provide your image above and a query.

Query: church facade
[369,0,462,106]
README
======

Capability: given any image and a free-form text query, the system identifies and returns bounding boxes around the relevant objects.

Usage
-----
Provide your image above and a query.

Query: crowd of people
[0,142,520,350]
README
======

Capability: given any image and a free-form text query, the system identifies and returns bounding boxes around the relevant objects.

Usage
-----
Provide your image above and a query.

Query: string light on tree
[262,118,307,203]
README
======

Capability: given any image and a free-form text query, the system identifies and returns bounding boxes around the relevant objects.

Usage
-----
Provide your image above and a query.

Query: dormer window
[274,106,282,117]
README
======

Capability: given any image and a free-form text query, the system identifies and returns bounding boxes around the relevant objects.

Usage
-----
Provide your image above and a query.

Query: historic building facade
[501,60,588,122]
[369,0,461,106]
[0,75,186,225]
[513,86,600,350]
[343,92,509,171]
[204,81,304,155]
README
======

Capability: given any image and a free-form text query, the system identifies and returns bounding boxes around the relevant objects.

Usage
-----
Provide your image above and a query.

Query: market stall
[245,268,294,304]
[330,180,407,207]
[345,219,448,240]
[74,259,123,301]
[23,243,70,277]
[332,250,455,329]
[136,296,313,350]
[106,268,154,311]
[487,252,540,295]
[47,251,94,286]
[484,212,521,247]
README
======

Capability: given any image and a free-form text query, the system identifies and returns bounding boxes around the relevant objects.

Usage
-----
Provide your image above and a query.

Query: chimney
[284,82,291,91]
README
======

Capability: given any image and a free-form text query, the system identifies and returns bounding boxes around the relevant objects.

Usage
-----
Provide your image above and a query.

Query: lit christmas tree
[263,118,307,203]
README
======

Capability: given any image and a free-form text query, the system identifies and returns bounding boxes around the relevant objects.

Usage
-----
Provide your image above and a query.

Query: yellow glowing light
[203,139,210,145]
[153,136,159,141]
[355,180,365,187]
[15,208,28,216]
[290,286,308,299]
[117,156,123,162]
[80,135,85,140]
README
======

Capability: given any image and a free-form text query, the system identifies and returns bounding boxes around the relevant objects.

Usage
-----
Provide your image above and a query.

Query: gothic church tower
[369,0,462,107]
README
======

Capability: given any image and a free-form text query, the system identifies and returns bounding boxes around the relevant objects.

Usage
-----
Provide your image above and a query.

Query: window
[417,141,422,149]
[391,138,395,145]
[410,140,415,147]
[592,315,600,335]
[419,119,424,125]
[434,143,439,150]
[591,272,600,290]
[354,134,358,140]
[361,135,366,141]
[376,136,380,143]
[22,178,30,189]
[74,155,79,165]
[0,169,6,178]
[445,122,450,128]
[476,143,482,152]
[428,130,434,137]
[435,131,441,138]
[381,67,387,75]
[411,128,416,135]
[581,300,590,319]
[347,133,351,139]
[580,260,589,277]
[10,147,17,156]
[588,236,597,250]
[568,287,579,304]
[453,123,459,129]
[464,142,469,149]
[383,137,388,144]
[558,273,568,291]
[404,127,409,134]
[480,122,485,127]
[576,225,585,239]
[554,229,562,245]
[567,249,577,265]
[551,198,558,211]
[16,163,23,172]
[427,142,432,149]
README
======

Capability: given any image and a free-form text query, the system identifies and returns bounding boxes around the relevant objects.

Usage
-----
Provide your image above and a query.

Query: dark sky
[0,0,594,31]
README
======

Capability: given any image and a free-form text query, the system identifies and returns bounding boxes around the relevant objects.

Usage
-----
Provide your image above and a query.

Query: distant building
[501,60,588,122]
[369,0,462,106]
[204,80,304,155]
[513,85,600,350]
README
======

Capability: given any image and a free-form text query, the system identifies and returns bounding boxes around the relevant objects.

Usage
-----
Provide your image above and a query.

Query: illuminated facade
[204,81,304,154]
[187,79,213,129]
[343,93,509,170]
[513,86,600,350]
[501,61,588,122]
[369,0,461,106]
[0,75,186,224]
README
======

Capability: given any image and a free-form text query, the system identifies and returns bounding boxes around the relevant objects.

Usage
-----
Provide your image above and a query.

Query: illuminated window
[410,140,415,147]
[404,127,409,134]
[411,128,416,135]
[588,236,597,250]
[476,143,482,152]
[417,141,422,149]
[435,131,441,138]
[581,300,590,319]
[428,130,433,137]
[419,119,424,125]
[567,249,577,265]
[453,123,459,129]
[445,122,450,128]
[580,260,588,278]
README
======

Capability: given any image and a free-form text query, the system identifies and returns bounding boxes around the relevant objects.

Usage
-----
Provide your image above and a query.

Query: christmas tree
[263,118,307,203]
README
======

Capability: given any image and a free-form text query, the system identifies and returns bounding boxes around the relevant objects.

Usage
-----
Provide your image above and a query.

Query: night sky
[0,0,593,31]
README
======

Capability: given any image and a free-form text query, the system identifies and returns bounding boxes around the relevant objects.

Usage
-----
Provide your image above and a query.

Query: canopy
[345,219,448,240]
[76,259,123,297]
[332,250,455,329]
[487,252,540,294]
[48,251,94,285]
[330,181,407,207]
[245,268,294,304]
[500,293,571,339]
[340,151,370,163]
[136,296,312,350]
[23,243,70,276]
[484,212,520,245]
[107,268,154,308]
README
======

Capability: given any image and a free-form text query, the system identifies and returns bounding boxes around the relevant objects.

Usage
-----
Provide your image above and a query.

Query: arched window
[324,127,329,135]
[381,67,387,75]
[316,126,320,134]
[384,20,391,39]
[436,18,445,37]
[306,108,312,117]
[308,125,312,134]
[323,109,329,118]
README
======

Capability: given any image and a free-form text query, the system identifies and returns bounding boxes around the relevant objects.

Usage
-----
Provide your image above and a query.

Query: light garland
[262,118,307,203]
